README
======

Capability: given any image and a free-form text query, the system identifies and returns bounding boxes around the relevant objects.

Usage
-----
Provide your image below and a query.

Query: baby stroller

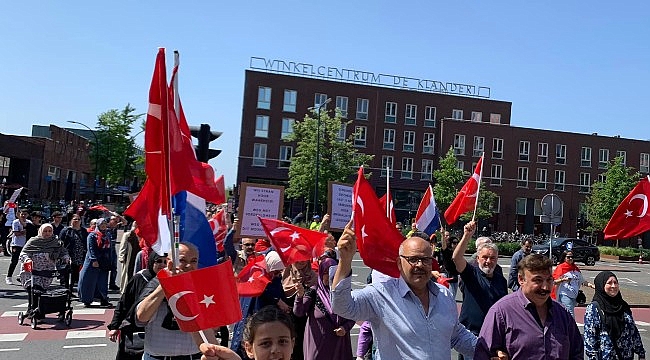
[17,264,73,329]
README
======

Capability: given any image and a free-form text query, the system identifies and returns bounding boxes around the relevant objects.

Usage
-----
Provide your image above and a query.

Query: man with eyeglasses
[233,238,257,275]
[332,224,476,360]
[452,221,508,359]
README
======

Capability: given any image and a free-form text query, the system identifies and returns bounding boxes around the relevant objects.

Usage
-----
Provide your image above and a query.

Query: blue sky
[2,2,649,188]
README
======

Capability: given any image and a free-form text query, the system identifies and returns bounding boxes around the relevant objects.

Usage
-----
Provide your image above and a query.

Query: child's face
[244,321,294,360]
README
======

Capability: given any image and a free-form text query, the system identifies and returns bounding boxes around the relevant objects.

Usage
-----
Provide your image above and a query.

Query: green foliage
[598,246,650,260]
[94,104,144,186]
[585,156,641,232]
[285,108,373,213]
[495,242,522,257]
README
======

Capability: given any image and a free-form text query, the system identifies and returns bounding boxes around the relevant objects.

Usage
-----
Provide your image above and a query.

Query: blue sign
[566,242,573,251]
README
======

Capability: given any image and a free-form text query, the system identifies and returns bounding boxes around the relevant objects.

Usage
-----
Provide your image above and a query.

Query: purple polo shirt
[475,290,583,360]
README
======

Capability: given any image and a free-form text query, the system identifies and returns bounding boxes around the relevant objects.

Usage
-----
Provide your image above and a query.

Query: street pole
[311,98,331,217]
[68,121,99,201]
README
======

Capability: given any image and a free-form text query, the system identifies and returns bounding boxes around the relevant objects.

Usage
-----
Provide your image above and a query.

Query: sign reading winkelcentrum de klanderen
[250,57,491,99]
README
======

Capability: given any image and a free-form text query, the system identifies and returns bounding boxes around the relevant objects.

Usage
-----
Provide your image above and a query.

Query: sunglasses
[565,256,573,259]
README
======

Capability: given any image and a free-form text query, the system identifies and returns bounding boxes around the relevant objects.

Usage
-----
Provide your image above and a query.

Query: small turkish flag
[208,208,228,252]
[444,155,483,225]
[257,217,327,266]
[604,176,650,240]
[158,262,242,332]
[236,255,272,297]
[88,205,110,212]
[379,193,397,226]
[23,261,33,272]
[353,166,404,278]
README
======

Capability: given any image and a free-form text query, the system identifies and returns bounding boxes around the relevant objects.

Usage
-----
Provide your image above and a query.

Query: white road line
[1,311,22,317]
[72,309,105,315]
[66,330,106,339]
[62,344,108,349]
[0,333,28,342]
[12,303,28,308]
[0,348,20,352]
[636,321,650,326]
[576,323,584,327]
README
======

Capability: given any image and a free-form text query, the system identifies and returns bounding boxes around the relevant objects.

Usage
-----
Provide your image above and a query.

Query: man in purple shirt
[475,254,583,360]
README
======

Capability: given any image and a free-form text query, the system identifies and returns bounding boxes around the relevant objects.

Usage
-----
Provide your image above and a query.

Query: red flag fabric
[379,193,397,226]
[257,217,327,266]
[444,156,483,225]
[603,176,650,240]
[157,262,242,332]
[236,255,272,297]
[208,208,228,252]
[88,205,110,212]
[352,166,404,278]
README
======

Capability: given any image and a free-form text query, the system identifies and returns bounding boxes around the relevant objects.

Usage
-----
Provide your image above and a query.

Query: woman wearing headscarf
[293,258,356,360]
[108,252,167,360]
[19,223,71,291]
[584,271,646,360]
[78,218,113,308]
[551,250,594,318]
[282,260,318,360]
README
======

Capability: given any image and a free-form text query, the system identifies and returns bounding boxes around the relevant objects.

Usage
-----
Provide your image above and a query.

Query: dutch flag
[415,185,441,236]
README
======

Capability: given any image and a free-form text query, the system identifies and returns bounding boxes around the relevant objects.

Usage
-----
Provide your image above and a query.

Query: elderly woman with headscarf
[108,252,167,360]
[78,218,113,308]
[583,271,646,360]
[293,258,356,360]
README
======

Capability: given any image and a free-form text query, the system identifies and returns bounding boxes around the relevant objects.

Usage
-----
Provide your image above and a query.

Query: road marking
[636,321,650,326]
[0,333,28,342]
[618,277,637,284]
[1,311,22,317]
[62,344,107,349]
[72,309,105,315]
[0,348,20,352]
[12,303,28,308]
[66,330,106,339]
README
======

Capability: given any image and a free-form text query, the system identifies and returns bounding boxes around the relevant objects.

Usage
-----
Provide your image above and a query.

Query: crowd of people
[2,199,647,360]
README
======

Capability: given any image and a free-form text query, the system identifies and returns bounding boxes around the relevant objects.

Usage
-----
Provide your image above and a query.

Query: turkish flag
[236,255,272,297]
[157,262,242,332]
[208,208,228,252]
[604,176,650,240]
[88,205,110,212]
[353,166,404,278]
[444,156,483,225]
[257,217,327,266]
[379,193,397,226]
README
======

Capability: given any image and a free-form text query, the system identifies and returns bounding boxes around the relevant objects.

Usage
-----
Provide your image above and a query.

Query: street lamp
[67,121,99,201]
[308,97,331,218]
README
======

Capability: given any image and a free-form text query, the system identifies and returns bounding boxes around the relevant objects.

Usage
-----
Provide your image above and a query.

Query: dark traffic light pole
[310,98,331,218]
[190,123,222,163]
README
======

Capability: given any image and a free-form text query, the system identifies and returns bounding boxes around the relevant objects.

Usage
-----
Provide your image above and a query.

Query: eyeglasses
[399,255,434,266]
[565,256,573,259]
[242,243,255,247]
[72,218,80,221]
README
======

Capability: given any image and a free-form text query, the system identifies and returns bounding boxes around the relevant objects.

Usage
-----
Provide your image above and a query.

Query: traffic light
[189,123,222,162]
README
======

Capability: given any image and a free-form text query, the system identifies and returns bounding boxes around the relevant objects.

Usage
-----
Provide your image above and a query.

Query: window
[457,161,464,171]
[599,148,609,169]
[519,141,530,161]
[490,113,501,124]
[490,196,501,213]
[336,96,348,118]
[66,170,77,183]
[255,115,269,138]
[517,167,529,188]
[48,166,61,180]
[403,131,415,152]
[423,133,435,154]
[424,106,436,127]
[491,164,502,186]
[581,147,592,167]
[556,144,567,165]
[580,172,591,193]
[515,198,527,215]
[381,156,394,177]
[554,170,566,191]
[452,109,463,120]
[641,153,650,173]
[536,168,547,189]
[383,129,395,150]
[598,174,606,183]
[493,138,504,159]
[473,136,485,157]
[421,159,433,181]
[356,98,369,120]
[281,118,294,139]
[257,87,271,109]
[471,111,482,122]
[337,123,346,141]
[454,134,465,156]
[616,150,626,166]
[538,143,548,163]
[0,156,9,177]
[283,90,297,112]
[253,143,267,167]
[401,157,413,179]
[314,93,327,107]
[279,146,293,168]
[385,102,397,123]
[534,199,543,217]
[405,104,417,125]
[354,126,367,147]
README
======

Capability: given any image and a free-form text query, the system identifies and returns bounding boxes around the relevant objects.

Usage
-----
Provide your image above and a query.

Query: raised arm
[452,221,476,274]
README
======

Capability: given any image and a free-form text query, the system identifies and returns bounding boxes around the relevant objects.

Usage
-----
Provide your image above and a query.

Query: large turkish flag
[258,217,327,266]
[604,176,650,240]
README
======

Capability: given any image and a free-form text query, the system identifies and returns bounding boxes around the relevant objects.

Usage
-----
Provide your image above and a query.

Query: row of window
[490,165,599,193]
[257,86,502,125]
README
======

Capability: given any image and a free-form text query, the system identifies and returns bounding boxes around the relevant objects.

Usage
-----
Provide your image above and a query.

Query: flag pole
[165,49,179,269]
[386,166,390,218]
[471,153,485,222]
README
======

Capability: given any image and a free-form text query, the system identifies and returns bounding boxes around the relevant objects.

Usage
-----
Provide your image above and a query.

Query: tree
[585,156,641,233]
[285,109,373,215]
[433,147,497,226]
[94,104,143,187]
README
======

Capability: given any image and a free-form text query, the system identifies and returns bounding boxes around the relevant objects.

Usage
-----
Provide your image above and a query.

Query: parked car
[532,237,600,265]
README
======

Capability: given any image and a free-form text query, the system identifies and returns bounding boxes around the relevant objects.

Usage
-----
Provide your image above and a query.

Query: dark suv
[532,237,600,265]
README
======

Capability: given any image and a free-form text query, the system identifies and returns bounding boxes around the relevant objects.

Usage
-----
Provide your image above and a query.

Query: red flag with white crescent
[257,217,327,266]
[604,176,650,240]
[236,255,272,297]
[208,208,228,252]
[444,156,483,225]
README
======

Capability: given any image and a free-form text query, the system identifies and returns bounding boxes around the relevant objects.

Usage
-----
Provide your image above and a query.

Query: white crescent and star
[168,291,199,322]
[626,194,648,218]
